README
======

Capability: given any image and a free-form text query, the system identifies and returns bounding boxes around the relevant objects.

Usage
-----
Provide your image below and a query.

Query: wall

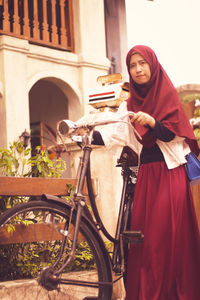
[104,0,128,79]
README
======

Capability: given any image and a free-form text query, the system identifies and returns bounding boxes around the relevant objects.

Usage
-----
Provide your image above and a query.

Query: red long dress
[126,161,200,300]
[125,44,200,300]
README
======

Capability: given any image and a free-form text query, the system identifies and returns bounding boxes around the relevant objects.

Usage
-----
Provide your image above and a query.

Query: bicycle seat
[117,146,138,167]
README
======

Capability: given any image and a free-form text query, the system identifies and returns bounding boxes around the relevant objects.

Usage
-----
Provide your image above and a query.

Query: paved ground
[0,279,78,300]
[0,271,126,300]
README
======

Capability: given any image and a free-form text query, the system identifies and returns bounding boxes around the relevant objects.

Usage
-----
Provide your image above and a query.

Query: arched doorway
[29,77,81,177]
[29,79,68,149]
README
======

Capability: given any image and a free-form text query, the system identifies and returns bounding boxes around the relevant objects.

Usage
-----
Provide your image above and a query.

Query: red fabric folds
[126,162,200,300]
[126,45,199,156]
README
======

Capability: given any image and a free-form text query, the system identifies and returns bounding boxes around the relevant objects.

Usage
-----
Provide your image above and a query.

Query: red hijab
[126,45,199,155]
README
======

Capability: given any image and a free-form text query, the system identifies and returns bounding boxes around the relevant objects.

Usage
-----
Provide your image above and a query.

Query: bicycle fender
[41,194,93,223]
[41,193,73,208]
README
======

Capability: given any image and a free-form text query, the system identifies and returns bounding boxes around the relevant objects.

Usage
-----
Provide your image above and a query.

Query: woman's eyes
[130,61,146,68]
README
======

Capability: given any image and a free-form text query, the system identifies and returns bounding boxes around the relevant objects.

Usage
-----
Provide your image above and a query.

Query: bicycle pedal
[122,230,144,244]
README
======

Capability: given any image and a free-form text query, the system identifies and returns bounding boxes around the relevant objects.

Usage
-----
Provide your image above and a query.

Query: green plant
[181,94,200,104]
[0,141,66,179]
[73,241,96,270]
[29,146,66,178]
[0,240,97,281]
[0,140,66,212]
[181,94,200,143]
[0,141,29,177]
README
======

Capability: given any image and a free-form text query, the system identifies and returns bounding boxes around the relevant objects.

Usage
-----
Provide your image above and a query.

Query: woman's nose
[136,64,142,72]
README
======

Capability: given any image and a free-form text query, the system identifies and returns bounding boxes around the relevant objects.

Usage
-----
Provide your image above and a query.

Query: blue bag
[185,152,200,186]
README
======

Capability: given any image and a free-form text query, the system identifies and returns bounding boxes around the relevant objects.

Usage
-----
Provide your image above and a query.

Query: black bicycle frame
[43,140,136,278]
[86,145,136,274]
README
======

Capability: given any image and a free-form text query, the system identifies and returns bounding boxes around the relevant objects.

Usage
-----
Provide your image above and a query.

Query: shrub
[0,140,66,212]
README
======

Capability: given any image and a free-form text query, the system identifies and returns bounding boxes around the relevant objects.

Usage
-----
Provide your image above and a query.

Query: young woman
[91,44,200,299]
[125,45,200,300]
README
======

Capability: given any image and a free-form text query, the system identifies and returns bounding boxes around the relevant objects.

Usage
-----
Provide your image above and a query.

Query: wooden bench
[0,176,88,244]
[0,176,80,196]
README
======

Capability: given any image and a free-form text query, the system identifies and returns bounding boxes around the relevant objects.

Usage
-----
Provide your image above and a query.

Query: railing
[0,0,74,51]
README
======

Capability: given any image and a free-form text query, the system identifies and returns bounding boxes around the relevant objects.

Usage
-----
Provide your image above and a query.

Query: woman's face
[129,53,151,84]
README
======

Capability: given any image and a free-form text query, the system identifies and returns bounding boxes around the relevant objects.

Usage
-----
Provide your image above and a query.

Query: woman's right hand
[131,111,156,128]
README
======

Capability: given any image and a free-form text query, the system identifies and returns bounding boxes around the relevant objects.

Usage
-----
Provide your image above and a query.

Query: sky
[125,0,200,87]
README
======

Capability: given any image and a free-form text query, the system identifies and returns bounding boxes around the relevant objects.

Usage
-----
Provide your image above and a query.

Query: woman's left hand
[131,111,156,128]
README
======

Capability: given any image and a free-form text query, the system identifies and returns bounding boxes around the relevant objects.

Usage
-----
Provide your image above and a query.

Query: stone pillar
[104,0,128,79]
[0,36,30,147]
[72,0,111,115]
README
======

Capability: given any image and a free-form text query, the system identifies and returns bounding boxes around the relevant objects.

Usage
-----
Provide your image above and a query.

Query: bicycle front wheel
[0,200,112,299]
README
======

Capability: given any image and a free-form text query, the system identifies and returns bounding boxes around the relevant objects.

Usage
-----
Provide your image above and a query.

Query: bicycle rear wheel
[0,200,112,299]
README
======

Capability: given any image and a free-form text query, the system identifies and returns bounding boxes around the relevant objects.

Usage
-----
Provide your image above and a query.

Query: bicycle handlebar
[57,111,141,140]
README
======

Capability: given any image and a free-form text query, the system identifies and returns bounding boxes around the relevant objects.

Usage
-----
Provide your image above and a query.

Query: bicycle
[0,112,144,299]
